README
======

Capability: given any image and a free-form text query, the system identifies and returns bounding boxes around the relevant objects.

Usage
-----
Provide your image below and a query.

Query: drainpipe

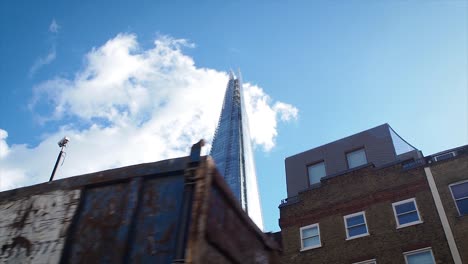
[424,167,462,264]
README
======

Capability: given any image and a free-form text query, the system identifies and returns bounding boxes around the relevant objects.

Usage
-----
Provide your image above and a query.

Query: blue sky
[0,0,466,232]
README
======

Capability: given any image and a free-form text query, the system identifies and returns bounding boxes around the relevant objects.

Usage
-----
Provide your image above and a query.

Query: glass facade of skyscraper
[210,72,264,230]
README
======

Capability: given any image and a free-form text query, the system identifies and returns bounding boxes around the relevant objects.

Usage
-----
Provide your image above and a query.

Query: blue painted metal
[128,176,185,263]
[64,181,140,263]
[60,171,189,263]
[0,143,280,264]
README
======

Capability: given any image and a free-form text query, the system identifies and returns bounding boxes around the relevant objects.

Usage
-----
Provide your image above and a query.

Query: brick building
[424,146,468,263]
[278,125,467,264]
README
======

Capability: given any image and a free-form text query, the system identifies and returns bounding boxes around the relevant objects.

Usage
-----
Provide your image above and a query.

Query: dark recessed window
[434,152,456,161]
[449,181,468,216]
[307,161,325,186]
[402,159,415,169]
[346,148,367,169]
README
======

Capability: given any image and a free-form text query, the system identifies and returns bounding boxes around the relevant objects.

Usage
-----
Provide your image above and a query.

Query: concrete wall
[279,164,453,264]
[430,154,468,263]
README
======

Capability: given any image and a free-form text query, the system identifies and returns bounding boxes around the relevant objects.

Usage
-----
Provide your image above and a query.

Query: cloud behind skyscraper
[0,33,298,191]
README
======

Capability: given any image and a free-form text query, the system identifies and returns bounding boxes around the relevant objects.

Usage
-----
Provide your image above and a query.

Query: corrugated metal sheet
[0,148,279,264]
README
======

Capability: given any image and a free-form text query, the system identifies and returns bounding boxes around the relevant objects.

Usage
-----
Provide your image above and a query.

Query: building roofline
[387,124,419,151]
[0,156,193,200]
[280,144,468,208]
[321,163,375,181]
[424,144,468,167]
[285,123,390,161]
[288,163,375,198]
[427,144,468,157]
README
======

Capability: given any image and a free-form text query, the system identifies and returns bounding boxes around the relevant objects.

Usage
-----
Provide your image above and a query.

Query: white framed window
[307,161,326,186]
[433,151,456,161]
[300,223,321,251]
[403,247,435,264]
[344,211,369,240]
[449,180,468,216]
[346,148,368,169]
[392,198,423,228]
[353,259,376,264]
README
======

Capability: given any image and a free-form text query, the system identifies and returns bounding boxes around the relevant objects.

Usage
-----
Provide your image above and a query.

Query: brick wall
[430,155,468,263]
[279,163,453,264]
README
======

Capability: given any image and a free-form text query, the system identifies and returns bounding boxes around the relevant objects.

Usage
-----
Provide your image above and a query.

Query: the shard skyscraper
[210,71,264,230]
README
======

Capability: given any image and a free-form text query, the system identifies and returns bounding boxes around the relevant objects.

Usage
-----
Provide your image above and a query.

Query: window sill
[396,220,423,229]
[346,233,369,241]
[300,244,322,252]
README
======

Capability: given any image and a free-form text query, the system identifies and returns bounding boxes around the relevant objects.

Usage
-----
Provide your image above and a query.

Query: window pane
[456,198,468,215]
[406,251,434,264]
[302,226,318,238]
[346,214,365,226]
[348,225,367,237]
[434,152,455,161]
[398,211,420,225]
[395,202,416,214]
[347,149,367,169]
[303,236,320,248]
[451,182,468,199]
[308,162,325,185]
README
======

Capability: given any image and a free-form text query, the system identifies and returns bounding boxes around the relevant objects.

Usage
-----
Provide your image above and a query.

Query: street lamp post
[49,137,69,182]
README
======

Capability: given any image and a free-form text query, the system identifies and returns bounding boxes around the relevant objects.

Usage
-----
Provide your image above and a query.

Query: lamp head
[58,137,70,148]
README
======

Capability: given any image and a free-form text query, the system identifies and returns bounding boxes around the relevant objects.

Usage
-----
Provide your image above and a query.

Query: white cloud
[29,48,56,77]
[0,129,9,158]
[274,102,299,121]
[243,84,298,151]
[29,19,60,77]
[1,33,298,191]
[0,130,28,190]
[49,19,60,33]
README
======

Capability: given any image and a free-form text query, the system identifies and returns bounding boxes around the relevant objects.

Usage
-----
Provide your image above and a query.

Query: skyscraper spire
[228,69,235,80]
[210,71,264,230]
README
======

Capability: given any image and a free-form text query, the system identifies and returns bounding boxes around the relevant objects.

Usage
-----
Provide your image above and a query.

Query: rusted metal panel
[127,175,185,263]
[0,154,280,264]
[63,180,141,263]
[0,190,81,263]
[207,186,269,263]
[185,157,281,264]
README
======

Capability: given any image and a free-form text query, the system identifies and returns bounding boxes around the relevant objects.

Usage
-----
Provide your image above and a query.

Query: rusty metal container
[0,146,280,263]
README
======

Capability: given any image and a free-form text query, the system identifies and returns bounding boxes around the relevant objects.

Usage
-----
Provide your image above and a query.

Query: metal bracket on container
[185,139,206,185]
[172,139,205,264]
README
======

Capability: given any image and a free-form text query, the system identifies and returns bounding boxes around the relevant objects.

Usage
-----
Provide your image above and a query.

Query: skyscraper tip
[210,71,264,230]
[228,70,235,80]
[237,68,242,82]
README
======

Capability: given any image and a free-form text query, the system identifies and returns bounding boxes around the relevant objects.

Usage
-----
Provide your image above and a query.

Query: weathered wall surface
[0,190,81,264]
